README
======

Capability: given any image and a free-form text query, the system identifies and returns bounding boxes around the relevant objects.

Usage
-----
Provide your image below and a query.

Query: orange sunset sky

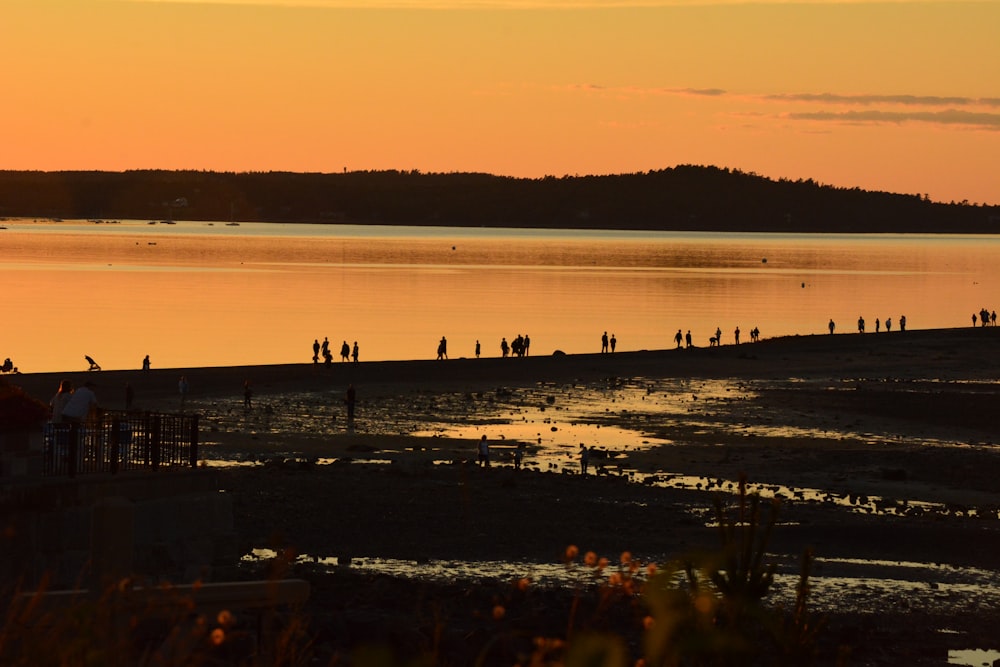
[4,0,999,206]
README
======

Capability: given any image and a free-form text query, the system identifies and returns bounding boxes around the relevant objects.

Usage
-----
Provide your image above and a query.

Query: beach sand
[13,327,1000,665]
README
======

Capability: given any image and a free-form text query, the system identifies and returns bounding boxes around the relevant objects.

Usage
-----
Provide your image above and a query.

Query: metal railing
[42,411,199,477]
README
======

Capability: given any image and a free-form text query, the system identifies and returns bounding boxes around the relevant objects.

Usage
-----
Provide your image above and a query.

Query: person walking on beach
[858,316,865,334]
[312,339,320,364]
[828,319,835,335]
[580,443,590,475]
[345,384,356,424]
[609,334,616,353]
[341,341,350,362]
[675,330,683,348]
[601,331,609,353]
[178,375,189,410]
[438,336,448,360]
[352,341,359,363]
[500,337,509,358]
[478,435,490,468]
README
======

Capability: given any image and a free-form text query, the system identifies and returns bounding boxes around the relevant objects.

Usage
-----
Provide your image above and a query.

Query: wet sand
[13,327,1000,665]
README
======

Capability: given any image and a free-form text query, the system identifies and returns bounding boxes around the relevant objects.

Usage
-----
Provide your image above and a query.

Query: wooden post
[189,414,199,467]
[68,422,78,478]
[110,418,120,475]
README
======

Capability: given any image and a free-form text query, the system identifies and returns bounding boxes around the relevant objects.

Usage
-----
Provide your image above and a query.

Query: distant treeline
[1,166,997,233]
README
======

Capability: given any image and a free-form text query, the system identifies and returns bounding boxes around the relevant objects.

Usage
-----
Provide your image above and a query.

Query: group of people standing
[313,337,359,365]
[500,334,531,358]
[973,308,997,327]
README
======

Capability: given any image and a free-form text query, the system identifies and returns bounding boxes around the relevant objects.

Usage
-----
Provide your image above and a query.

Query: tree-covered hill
[1,166,996,233]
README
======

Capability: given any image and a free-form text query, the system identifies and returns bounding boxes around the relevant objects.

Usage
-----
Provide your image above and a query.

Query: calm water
[3,218,999,373]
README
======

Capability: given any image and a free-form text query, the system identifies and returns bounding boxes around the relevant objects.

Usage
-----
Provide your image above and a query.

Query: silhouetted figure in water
[601,331,609,353]
[345,384,356,424]
[580,444,590,475]
[85,355,101,371]
[478,435,489,467]
[514,443,524,470]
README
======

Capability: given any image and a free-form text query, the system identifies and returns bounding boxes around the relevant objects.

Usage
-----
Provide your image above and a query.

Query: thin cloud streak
[118,0,978,8]
[787,109,1000,130]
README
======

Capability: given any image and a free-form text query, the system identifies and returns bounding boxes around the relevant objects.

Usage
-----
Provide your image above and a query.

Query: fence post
[68,422,78,478]
[189,414,199,467]
[110,418,120,475]
[151,415,161,470]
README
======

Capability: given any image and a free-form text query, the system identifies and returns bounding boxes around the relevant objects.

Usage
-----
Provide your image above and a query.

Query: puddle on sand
[243,548,1000,617]
[193,376,999,519]
[949,649,1000,666]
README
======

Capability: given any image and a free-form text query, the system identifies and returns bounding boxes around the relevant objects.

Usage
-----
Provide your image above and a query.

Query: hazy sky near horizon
[5,0,999,206]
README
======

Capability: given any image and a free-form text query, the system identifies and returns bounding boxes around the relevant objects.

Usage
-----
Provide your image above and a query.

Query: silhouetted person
[580,443,590,475]
[828,319,835,335]
[886,317,892,332]
[601,331,609,353]
[734,326,740,345]
[341,341,350,362]
[609,333,615,353]
[858,316,865,333]
[345,384,356,423]
[244,380,253,410]
[500,337,509,358]
[514,443,525,470]
[876,318,881,333]
[437,336,448,360]
[475,340,481,358]
[478,435,489,467]
[524,334,531,356]
[312,339,320,363]
[142,354,151,371]
[675,330,682,348]
[352,341,359,363]
[322,337,330,360]
[900,315,907,331]
[85,355,101,371]
[685,330,692,348]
